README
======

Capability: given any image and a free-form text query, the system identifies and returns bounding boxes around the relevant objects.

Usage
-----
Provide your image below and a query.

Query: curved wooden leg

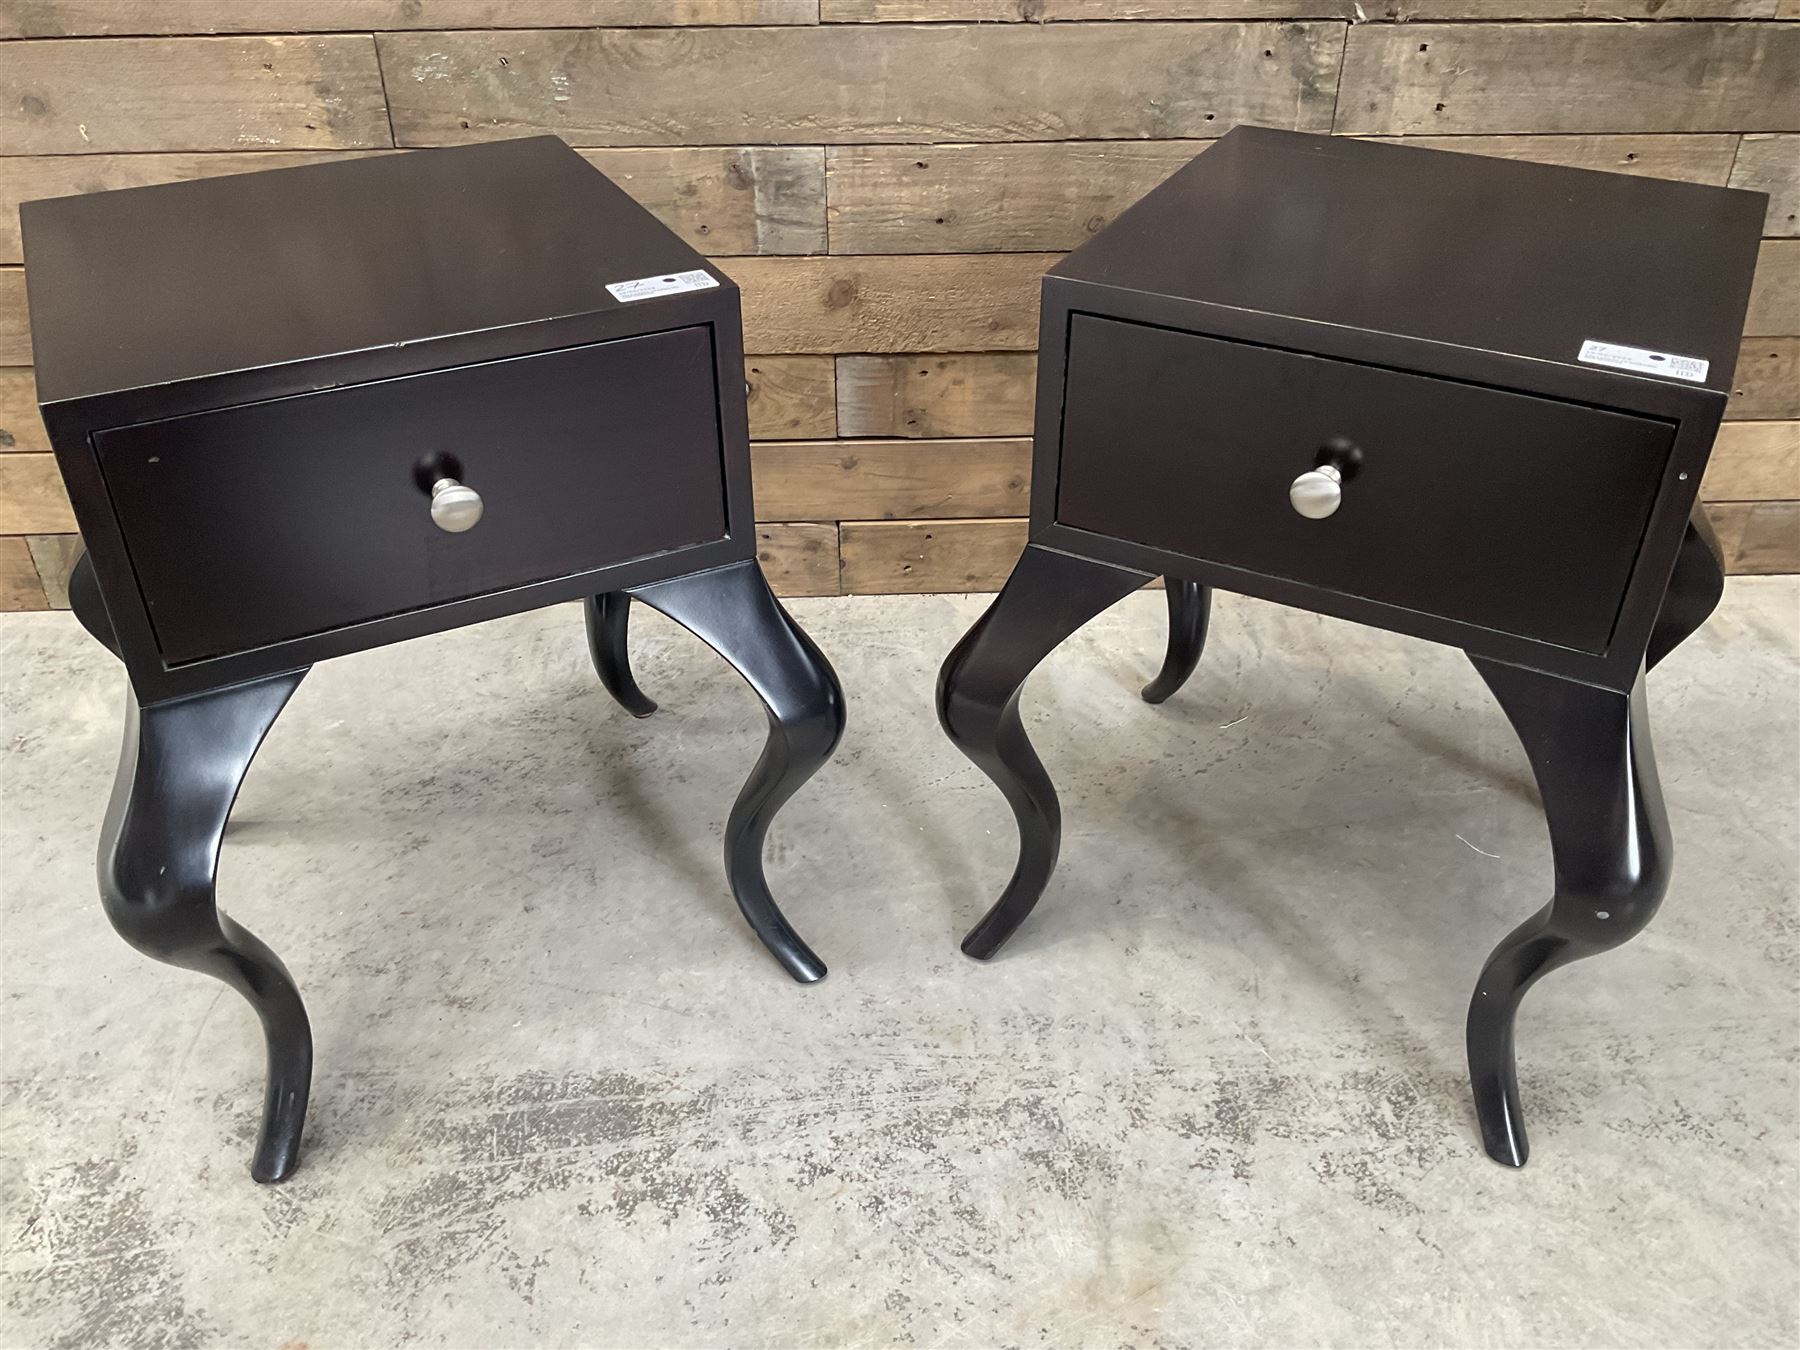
[67,548,120,659]
[627,560,844,983]
[1646,508,1725,673]
[1142,578,1211,705]
[101,670,313,1182]
[937,544,1153,958]
[1466,657,1670,1167]
[583,591,657,718]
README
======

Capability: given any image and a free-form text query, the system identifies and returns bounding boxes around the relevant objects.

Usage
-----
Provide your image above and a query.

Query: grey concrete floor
[2,583,1796,1349]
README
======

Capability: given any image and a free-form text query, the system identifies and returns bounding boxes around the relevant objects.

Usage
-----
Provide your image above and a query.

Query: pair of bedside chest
[24,129,1766,1182]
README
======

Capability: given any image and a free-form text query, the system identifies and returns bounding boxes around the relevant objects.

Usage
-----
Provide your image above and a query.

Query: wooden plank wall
[0,3,1794,609]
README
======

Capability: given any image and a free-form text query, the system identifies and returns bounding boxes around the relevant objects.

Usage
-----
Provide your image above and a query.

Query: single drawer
[1055,315,1675,654]
[97,328,727,665]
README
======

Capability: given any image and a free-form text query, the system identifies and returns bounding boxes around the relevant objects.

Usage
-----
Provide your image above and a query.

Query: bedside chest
[936,128,1767,1166]
[23,137,845,1182]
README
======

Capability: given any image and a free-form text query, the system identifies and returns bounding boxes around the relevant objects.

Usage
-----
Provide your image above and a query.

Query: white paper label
[606,268,720,303]
[1578,339,1708,383]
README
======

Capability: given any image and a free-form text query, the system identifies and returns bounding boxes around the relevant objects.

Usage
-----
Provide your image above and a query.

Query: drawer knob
[429,477,484,533]
[1288,464,1343,520]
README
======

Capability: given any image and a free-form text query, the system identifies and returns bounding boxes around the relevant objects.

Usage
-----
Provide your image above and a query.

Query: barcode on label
[606,269,720,303]
[1578,339,1708,383]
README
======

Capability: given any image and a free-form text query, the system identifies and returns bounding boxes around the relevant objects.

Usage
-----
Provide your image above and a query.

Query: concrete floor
[1,583,1796,1348]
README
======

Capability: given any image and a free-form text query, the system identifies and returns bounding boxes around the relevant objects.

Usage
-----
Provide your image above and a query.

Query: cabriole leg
[937,544,1152,959]
[100,670,313,1182]
[1646,508,1725,672]
[1142,578,1211,705]
[1465,658,1670,1167]
[584,591,657,718]
[627,560,844,983]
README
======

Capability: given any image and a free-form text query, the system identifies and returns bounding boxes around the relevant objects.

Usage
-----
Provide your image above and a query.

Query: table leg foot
[583,591,657,718]
[1466,658,1669,1168]
[1646,508,1725,672]
[1141,579,1211,705]
[937,544,1152,958]
[629,560,843,983]
[99,670,314,1183]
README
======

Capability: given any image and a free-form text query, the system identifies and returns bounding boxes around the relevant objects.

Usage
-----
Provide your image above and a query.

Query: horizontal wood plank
[0,146,823,261]
[1732,135,1800,238]
[25,533,80,609]
[819,2,1350,20]
[0,369,47,450]
[1732,339,1800,421]
[1703,422,1800,502]
[757,522,841,597]
[1748,240,1799,338]
[838,517,1027,593]
[752,438,1030,520]
[1336,23,1800,136]
[828,142,1203,254]
[0,273,28,367]
[380,23,1344,147]
[0,453,75,533]
[0,1,819,37]
[746,355,837,440]
[829,136,1737,255]
[581,147,824,256]
[0,36,393,154]
[1709,500,1800,574]
[0,535,48,611]
[836,354,1035,437]
[732,255,1054,354]
[823,0,1771,14]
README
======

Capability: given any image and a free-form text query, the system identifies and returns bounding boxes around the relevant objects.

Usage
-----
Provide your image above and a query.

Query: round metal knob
[1288,463,1343,520]
[429,477,483,533]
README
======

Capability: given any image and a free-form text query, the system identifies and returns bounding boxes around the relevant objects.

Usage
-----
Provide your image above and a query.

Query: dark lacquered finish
[1142,581,1211,706]
[938,128,1762,1166]
[28,139,842,1182]
[629,560,847,984]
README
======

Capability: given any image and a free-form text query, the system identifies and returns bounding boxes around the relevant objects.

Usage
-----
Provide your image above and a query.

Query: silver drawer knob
[1289,464,1343,520]
[429,477,483,533]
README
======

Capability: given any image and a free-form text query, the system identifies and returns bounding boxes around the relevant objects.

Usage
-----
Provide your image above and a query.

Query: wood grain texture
[752,438,1030,520]
[838,517,1027,593]
[1732,135,1800,238]
[1336,23,1800,135]
[1710,500,1800,573]
[379,23,1345,147]
[836,354,1035,437]
[1732,339,1800,421]
[1359,134,1740,184]
[0,535,48,610]
[1380,0,1774,15]
[1703,422,1800,502]
[0,36,393,154]
[0,148,823,262]
[0,453,74,534]
[1748,240,1799,337]
[820,1,1350,19]
[0,272,28,367]
[0,1,820,37]
[746,356,837,440]
[828,142,1203,254]
[731,254,1055,354]
[757,522,841,597]
[0,370,47,451]
[25,533,80,608]
[581,147,825,255]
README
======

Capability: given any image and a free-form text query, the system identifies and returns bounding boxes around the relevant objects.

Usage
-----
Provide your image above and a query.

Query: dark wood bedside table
[937,128,1766,1167]
[22,137,844,1182]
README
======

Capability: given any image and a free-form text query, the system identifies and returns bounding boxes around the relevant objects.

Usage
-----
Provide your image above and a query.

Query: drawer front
[1055,316,1675,654]
[97,328,727,665]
